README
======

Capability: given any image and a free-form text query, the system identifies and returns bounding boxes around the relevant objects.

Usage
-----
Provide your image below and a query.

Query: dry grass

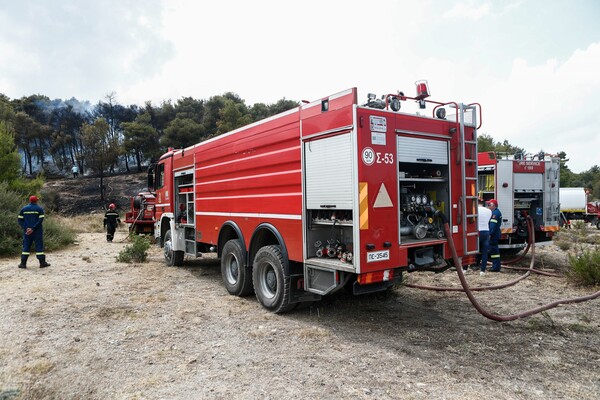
[21,359,54,375]
[54,214,105,234]
[297,326,331,339]
[95,306,139,319]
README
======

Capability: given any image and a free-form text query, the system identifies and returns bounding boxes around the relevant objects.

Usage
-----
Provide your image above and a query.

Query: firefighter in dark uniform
[18,195,50,269]
[488,199,502,272]
[103,203,121,242]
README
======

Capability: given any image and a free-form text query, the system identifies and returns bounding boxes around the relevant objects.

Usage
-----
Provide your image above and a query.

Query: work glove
[25,228,33,235]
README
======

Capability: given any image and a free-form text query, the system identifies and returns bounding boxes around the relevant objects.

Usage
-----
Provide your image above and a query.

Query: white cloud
[482,42,600,172]
[443,1,492,20]
[1,0,599,174]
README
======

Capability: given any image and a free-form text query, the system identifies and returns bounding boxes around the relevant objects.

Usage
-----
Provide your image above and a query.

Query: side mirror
[147,164,155,192]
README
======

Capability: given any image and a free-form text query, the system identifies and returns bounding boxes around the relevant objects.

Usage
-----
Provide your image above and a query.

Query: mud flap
[290,274,321,304]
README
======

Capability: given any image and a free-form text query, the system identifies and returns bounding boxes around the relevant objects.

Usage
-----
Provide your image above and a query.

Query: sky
[0,0,599,172]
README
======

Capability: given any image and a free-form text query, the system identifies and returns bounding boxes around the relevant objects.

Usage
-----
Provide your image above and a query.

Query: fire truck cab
[149,83,481,312]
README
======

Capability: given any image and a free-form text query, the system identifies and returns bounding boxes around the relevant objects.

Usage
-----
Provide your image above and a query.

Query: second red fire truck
[148,82,481,312]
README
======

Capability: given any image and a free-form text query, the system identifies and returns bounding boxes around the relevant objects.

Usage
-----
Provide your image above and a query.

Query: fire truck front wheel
[221,239,254,296]
[163,230,184,266]
[252,245,293,313]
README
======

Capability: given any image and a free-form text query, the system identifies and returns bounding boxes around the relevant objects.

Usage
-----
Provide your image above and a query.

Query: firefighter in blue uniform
[487,199,502,272]
[18,195,50,269]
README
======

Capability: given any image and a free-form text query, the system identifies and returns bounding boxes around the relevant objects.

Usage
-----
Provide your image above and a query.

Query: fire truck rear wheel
[221,239,253,296]
[252,245,293,313]
[164,230,184,266]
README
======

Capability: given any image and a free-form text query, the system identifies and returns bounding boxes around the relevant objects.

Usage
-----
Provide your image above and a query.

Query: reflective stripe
[18,215,23,219]
[490,219,498,223]
[23,211,40,215]
[359,182,368,230]
[490,254,500,258]
[22,252,30,255]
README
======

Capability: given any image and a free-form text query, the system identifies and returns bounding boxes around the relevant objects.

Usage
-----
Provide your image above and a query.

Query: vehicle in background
[478,151,560,255]
[124,191,156,234]
[559,187,600,229]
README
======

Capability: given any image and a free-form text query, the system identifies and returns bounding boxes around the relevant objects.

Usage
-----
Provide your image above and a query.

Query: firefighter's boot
[38,255,51,268]
[18,255,28,269]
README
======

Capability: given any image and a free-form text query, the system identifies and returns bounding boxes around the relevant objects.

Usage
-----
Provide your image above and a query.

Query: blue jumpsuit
[18,202,48,267]
[488,208,502,271]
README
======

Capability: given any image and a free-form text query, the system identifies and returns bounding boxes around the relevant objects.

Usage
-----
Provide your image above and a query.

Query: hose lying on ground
[408,213,600,321]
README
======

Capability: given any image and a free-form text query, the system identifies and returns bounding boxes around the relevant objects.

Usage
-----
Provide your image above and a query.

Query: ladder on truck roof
[457,103,479,256]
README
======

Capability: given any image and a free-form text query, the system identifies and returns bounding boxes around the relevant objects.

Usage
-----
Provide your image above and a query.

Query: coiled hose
[408,213,600,321]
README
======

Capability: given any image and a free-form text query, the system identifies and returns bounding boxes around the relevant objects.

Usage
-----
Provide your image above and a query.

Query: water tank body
[560,188,587,212]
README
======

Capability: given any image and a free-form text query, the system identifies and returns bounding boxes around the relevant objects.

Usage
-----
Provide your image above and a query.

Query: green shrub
[0,189,25,256]
[571,220,588,236]
[567,247,600,286]
[43,216,77,251]
[117,234,151,263]
[8,174,45,196]
[40,187,61,213]
[556,240,571,251]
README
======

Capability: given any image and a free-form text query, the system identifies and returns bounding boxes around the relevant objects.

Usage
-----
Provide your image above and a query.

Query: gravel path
[1,231,599,400]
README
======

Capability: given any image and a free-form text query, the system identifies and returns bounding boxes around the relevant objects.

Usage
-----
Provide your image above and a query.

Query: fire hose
[500,222,561,277]
[128,209,145,233]
[407,213,600,321]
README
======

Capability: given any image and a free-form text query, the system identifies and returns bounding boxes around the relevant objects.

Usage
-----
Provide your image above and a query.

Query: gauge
[422,194,428,204]
[416,195,422,204]
[411,195,416,202]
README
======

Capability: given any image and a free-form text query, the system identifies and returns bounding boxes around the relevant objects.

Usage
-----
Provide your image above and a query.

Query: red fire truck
[124,191,156,234]
[477,152,560,254]
[148,83,481,312]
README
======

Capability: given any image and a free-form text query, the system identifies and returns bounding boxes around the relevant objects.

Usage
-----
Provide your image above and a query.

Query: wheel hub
[227,257,239,283]
[265,269,277,292]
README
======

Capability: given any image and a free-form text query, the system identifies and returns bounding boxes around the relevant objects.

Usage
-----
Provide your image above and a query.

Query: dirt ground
[0,225,599,400]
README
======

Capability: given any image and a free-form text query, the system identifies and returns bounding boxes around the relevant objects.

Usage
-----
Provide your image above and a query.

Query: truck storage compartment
[398,136,450,244]
[304,133,355,271]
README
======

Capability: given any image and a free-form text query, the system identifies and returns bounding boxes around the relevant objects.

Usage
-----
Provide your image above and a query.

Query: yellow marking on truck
[543,226,560,232]
[360,182,368,230]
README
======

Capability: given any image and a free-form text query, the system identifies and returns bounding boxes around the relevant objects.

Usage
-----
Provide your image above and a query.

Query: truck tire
[221,239,253,296]
[163,230,184,266]
[252,245,294,313]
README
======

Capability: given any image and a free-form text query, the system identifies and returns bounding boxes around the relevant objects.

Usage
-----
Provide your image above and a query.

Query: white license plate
[367,250,390,263]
